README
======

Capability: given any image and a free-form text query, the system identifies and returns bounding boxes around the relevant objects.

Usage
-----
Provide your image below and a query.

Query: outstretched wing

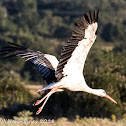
[56,10,99,81]
[0,42,59,84]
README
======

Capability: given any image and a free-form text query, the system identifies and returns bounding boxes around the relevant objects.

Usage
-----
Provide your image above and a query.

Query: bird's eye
[103,91,106,94]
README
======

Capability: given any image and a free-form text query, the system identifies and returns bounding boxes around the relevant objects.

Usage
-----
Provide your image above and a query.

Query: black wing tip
[72,9,99,38]
[0,42,26,51]
[95,9,99,22]
[83,9,99,24]
[7,42,26,49]
[0,42,26,59]
[75,9,99,27]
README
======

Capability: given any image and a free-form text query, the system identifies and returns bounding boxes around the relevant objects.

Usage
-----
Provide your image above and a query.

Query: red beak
[104,94,117,104]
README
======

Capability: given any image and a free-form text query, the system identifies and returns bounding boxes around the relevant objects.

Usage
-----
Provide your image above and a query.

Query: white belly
[60,74,86,91]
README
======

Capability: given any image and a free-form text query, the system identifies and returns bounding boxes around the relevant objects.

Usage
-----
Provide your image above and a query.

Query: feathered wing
[0,10,99,84]
[0,42,59,84]
[56,10,99,81]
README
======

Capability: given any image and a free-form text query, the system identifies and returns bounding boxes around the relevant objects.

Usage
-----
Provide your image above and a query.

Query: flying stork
[0,10,117,115]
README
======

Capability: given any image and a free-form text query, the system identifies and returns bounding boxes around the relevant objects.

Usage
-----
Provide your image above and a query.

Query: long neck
[84,87,101,96]
[82,80,101,96]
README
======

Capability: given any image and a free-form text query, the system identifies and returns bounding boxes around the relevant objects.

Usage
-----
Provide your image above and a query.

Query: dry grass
[0,117,126,126]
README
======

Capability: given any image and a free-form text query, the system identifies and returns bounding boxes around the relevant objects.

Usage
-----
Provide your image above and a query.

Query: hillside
[0,0,126,121]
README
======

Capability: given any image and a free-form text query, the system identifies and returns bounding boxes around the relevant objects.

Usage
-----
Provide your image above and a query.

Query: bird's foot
[33,86,61,115]
[33,93,49,106]
[36,95,50,115]
[33,100,41,106]
[36,106,43,115]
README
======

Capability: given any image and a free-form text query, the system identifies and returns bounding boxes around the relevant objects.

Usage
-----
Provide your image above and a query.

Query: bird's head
[92,89,117,104]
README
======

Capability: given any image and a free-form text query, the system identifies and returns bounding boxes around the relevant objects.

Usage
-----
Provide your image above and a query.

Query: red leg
[33,86,61,115]
[33,93,49,106]
[36,94,50,115]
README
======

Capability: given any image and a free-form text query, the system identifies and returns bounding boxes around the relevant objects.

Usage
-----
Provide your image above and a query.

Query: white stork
[0,10,117,115]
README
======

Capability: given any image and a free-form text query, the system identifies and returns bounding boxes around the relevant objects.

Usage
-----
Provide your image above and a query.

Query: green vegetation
[0,0,126,123]
[0,72,33,108]
[13,110,33,122]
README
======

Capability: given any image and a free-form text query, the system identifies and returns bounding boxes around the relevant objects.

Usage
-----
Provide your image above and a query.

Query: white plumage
[0,10,117,115]
[44,54,59,70]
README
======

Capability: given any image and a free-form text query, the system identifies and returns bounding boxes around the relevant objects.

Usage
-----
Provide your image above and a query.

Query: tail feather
[36,82,63,92]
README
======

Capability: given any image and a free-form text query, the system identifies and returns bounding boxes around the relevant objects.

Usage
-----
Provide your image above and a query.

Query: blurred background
[0,0,126,125]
